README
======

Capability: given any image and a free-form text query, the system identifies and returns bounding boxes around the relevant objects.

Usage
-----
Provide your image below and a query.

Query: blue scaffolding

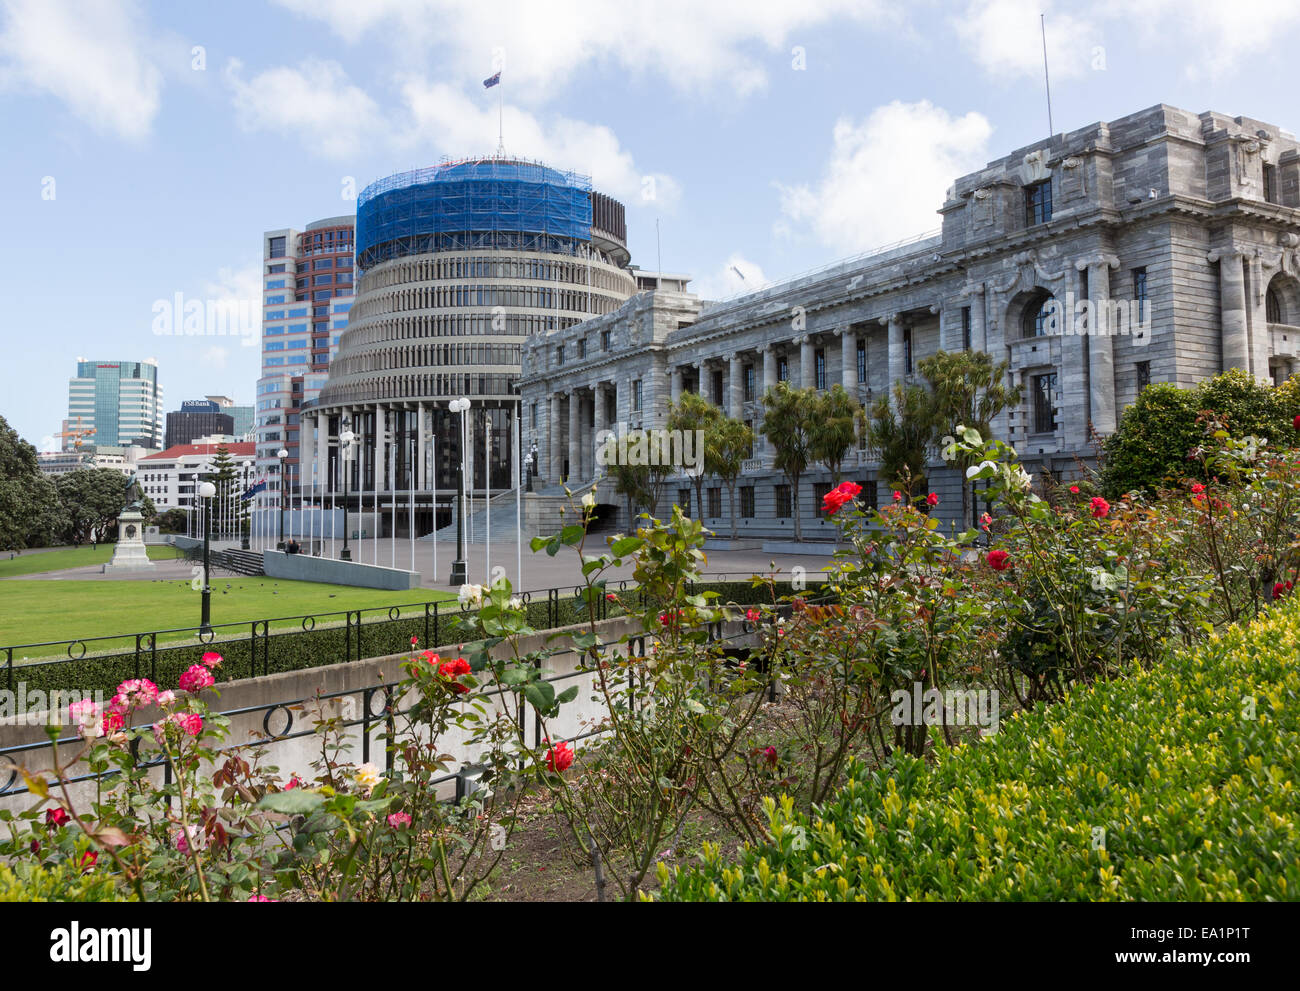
[356,157,594,269]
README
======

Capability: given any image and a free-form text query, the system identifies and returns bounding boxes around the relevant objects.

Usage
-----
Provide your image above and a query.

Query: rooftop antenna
[1040,13,1054,139]
[656,218,663,276]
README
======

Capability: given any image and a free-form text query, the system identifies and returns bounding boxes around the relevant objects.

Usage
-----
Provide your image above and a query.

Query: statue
[123,473,146,511]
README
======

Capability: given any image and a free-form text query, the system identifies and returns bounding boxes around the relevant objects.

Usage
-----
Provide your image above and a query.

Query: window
[903,328,913,375]
[577,339,586,359]
[1264,163,1279,204]
[631,380,643,412]
[862,480,879,509]
[530,403,538,429]
[269,236,286,258]
[740,487,755,518]
[1033,373,1058,434]
[777,355,789,382]
[1024,295,1056,338]
[556,346,565,366]
[601,329,611,352]
[744,365,755,401]
[813,482,832,517]
[1267,286,1283,324]
[712,369,724,405]
[707,488,722,518]
[743,420,754,458]
[1132,268,1148,322]
[678,488,692,513]
[856,340,867,383]
[1025,180,1053,226]
[962,307,972,350]
[775,484,792,518]
[1136,361,1151,392]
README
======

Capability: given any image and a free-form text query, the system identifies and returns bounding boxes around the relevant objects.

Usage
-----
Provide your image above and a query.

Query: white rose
[581,491,596,509]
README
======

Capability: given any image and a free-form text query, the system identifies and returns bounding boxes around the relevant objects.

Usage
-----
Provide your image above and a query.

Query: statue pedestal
[105,511,155,572]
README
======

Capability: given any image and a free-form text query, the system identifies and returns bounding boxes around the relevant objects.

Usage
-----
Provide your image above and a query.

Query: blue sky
[4,0,1300,448]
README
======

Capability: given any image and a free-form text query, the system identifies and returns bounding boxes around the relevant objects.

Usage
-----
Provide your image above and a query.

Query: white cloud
[0,0,162,139]
[950,0,1098,81]
[398,80,681,208]
[224,57,381,159]
[201,264,262,347]
[201,345,229,370]
[777,101,993,255]
[693,254,769,302]
[271,0,894,101]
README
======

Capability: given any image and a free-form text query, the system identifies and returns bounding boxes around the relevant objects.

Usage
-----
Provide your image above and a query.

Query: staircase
[215,548,265,576]
[424,490,527,544]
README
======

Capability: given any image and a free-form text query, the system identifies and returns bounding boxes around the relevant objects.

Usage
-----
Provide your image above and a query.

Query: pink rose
[387,812,412,829]
[179,664,215,694]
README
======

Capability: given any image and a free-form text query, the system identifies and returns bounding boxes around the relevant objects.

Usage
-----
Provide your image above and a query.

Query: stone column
[416,402,426,491]
[762,345,778,392]
[799,336,816,389]
[549,393,563,485]
[839,328,857,391]
[885,314,905,401]
[968,285,987,353]
[728,356,744,418]
[1080,253,1119,437]
[567,390,581,484]
[1059,268,1090,449]
[671,367,683,403]
[314,416,326,497]
[375,405,386,494]
[1210,247,1250,373]
[1249,252,1274,384]
[593,385,608,478]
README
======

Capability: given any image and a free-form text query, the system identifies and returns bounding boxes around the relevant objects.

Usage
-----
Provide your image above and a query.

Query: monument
[104,474,155,572]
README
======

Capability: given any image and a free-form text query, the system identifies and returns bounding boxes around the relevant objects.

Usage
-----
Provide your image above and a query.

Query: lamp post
[448,397,470,585]
[240,463,251,550]
[339,421,355,561]
[276,447,289,550]
[197,479,216,636]
[525,441,538,493]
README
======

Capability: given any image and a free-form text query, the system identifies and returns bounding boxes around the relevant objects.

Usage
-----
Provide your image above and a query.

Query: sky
[3,0,1300,450]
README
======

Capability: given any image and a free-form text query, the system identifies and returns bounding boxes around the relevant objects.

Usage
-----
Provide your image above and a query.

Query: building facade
[164,400,235,449]
[137,442,257,512]
[520,105,1300,539]
[255,216,357,510]
[64,358,163,452]
[206,395,254,440]
[299,156,635,536]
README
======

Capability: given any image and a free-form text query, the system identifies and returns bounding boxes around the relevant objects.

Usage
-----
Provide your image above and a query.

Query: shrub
[0,859,133,902]
[656,595,1300,901]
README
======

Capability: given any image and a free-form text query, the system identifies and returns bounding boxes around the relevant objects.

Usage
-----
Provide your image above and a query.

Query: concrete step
[215,548,265,576]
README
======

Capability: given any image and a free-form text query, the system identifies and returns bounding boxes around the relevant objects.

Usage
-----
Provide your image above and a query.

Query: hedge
[6,579,823,700]
[656,595,1300,901]
[0,860,132,902]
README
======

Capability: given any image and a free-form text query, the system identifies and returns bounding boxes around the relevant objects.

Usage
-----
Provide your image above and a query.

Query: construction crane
[54,417,96,452]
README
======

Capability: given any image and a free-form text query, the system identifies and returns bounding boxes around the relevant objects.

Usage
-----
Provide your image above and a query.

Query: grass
[0,577,456,652]
[0,544,183,578]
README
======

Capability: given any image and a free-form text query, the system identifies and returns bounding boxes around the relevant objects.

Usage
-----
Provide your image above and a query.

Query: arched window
[1022,294,1057,338]
[1266,286,1283,324]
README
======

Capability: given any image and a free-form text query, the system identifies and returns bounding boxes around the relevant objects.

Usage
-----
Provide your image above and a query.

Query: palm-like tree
[760,382,817,541]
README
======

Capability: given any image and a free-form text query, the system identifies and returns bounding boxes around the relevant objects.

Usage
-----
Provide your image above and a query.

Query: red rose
[986,550,1012,572]
[1293,414,1300,432]
[822,489,850,515]
[837,481,863,499]
[1190,483,1205,494]
[410,636,419,647]
[1090,497,1110,519]
[79,850,97,872]
[45,807,69,829]
[745,608,761,623]
[1273,582,1287,599]
[1069,486,1080,495]
[545,740,574,772]
[892,490,902,502]
[438,657,472,693]
[605,592,616,601]
[926,492,939,507]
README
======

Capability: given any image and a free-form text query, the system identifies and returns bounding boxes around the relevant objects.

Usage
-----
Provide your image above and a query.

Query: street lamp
[240,463,251,550]
[276,447,289,550]
[525,440,538,493]
[448,397,470,585]
[339,422,355,561]
[197,479,216,636]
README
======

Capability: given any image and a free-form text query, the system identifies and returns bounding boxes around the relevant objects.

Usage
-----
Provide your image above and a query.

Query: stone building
[518,104,1300,543]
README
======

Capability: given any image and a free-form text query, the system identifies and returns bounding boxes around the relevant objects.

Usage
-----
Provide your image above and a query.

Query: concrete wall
[262,548,420,590]
[0,616,753,811]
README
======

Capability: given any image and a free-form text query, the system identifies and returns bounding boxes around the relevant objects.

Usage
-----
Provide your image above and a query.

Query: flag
[483,71,501,89]
[241,477,268,501]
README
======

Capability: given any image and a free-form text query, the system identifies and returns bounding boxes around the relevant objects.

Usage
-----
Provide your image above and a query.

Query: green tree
[667,392,722,522]
[919,350,1023,526]
[809,385,863,484]
[706,415,754,540]
[56,468,132,545]
[865,383,936,495]
[608,430,671,524]
[155,507,189,533]
[760,382,818,541]
[0,415,65,550]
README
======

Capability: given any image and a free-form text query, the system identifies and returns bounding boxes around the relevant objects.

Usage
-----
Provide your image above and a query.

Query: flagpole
[485,413,491,585]
[390,442,396,570]
[516,404,522,591]
[409,448,415,575]
[432,434,438,582]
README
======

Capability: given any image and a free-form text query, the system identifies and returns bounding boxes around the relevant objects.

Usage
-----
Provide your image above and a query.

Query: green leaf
[257,790,328,815]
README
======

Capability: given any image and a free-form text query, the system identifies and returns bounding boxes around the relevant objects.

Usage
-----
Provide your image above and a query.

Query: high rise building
[164,399,235,448]
[255,216,356,511]
[205,395,254,440]
[299,156,634,536]
[65,358,163,452]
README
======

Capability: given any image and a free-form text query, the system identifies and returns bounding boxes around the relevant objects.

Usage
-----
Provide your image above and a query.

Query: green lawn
[0,577,455,653]
[0,544,184,578]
